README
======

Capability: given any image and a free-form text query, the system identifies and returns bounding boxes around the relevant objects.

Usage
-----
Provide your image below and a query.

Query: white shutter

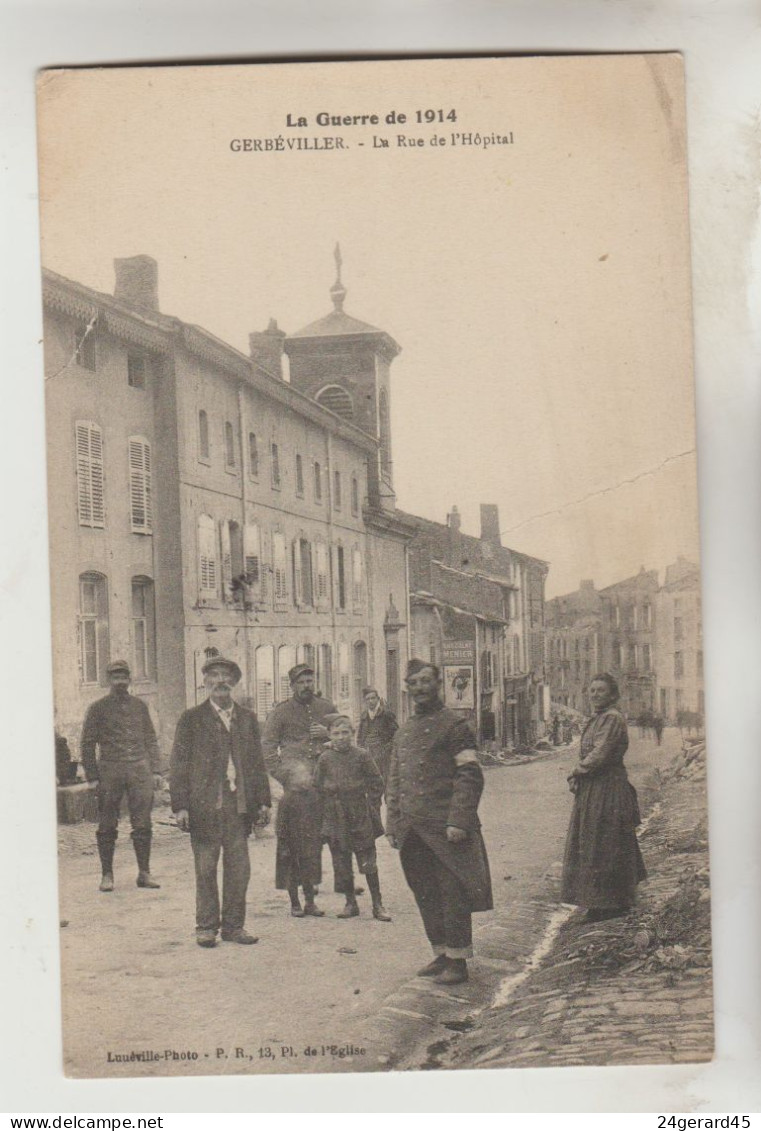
[198,515,218,596]
[76,422,105,528]
[129,438,152,534]
[244,523,261,585]
[220,520,232,599]
[292,539,302,605]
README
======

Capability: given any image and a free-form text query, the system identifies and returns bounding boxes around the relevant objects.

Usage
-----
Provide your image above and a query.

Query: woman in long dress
[561,673,646,922]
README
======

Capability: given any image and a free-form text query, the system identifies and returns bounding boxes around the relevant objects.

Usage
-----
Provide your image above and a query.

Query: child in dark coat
[314,715,391,921]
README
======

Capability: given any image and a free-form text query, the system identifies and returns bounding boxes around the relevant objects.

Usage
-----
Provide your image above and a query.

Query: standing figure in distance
[170,656,271,948]
[356,686,398,795]
[315,714,391,921]
[261,663,336,918]
[386,659,493,986]
[561,672,647,922]
[80,659,164,893]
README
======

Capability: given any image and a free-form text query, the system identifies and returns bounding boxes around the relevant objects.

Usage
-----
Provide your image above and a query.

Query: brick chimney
[113,255,159,310]
[480,503,501,546]
[249,319,286,379]
[447,505,461,532]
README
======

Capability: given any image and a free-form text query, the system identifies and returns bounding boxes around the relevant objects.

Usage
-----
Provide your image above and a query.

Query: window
[131,577,156,681]
[513,636,521,672]
[243,523,264,598]
[314,540,329,608]
[127,353,146,389]
[295,454,304,496]
[78,572,108,685]
[643,643,651,672]
[674,651,684,679]
[220,520,243,601]
[198,514,218,598]
[675,688,684,712]
[631,605,638,630]
[613,604,621,628]
[255,645,275,718]
[248,432,259,478]
[674,616,683,643]
[75,421,105,528]
[271,442,281,489]
[319,642,333,700]
[338,642,350,702]
[481,649,494,689]
[334,469,342,509]
[272,532,288,606]
[74,320,96,371]
[644,603,652,629]
[128,437,152,534]
[351,475,360,516]
[615,641,624,668]
[198,410,210,462]
[314,461,322,502]
[351,548,363,607]
[278,645,296,704]
[298,643,315,669]
[225,422,236,469]
[335,545,346,609]
[631,644,638,669]
[293,537,313,607]
[316,385,354,420]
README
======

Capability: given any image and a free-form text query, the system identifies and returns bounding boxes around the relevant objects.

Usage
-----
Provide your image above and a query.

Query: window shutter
[292,539,303,605]
[76,422,105,528]
[220,520,233,599]
[244,523,261,586]
[129,438,152,534]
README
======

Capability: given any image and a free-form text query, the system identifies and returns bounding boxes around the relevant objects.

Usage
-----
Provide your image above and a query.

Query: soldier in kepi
[386,659,493,986]
[261,663,337,919]
[80,659,164,893]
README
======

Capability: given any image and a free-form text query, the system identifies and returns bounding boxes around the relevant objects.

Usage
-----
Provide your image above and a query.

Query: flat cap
[201,655,242,685]
[106,659,131,676]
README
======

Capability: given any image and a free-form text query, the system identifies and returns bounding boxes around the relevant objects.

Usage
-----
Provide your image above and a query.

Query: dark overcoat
[386,702,493,912]
[314,744,385,853]
[356,706,398,784]
[170,699,271,840]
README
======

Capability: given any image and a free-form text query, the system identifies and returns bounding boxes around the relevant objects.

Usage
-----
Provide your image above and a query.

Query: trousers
[95,761,154,872]
[191,788,251,933]
[327,841,378,894]
[400,828,473,959]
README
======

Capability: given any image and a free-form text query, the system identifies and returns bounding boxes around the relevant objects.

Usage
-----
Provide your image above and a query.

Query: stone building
[403,504,550,747]
[654,557,704,723]
[43,254,412,755]
[545,580,603,712]
[597,568,659,719]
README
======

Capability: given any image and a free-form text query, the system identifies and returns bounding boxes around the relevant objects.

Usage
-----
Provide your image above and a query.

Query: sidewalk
[395,740,713,1071]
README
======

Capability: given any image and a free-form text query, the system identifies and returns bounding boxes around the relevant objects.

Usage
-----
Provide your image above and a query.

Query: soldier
[80,659,163,892]
[170,656,271,948]
[386,659,493,985]
[356,687,398,794]
[261,663,337,918]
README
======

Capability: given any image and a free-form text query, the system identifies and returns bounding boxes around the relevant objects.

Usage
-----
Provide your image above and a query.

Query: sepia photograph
[36,53,711,1080]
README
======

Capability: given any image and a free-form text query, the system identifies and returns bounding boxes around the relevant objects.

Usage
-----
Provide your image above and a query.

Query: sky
[37,55,700,597]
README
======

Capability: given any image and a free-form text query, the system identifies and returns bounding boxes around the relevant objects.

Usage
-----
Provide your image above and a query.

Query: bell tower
[284,245,401,510]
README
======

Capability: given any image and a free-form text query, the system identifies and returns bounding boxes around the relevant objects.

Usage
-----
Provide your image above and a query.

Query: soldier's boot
[366,871,392,922]
[337,894,360,919]
[433,958,469,986]
[133,832,160,889]
[302,882,324,917]
[289,885,305,917]
[96,831,115,892]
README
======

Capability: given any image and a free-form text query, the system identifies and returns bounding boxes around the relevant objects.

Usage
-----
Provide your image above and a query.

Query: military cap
[288,663,315,684]
[106,659,131,676]
[405,658,440,680]
[324,713,353,728]
[361,686,378,697]
[201,655,242,685]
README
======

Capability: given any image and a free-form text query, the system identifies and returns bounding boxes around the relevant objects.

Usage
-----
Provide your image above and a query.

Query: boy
[314,715,391,921]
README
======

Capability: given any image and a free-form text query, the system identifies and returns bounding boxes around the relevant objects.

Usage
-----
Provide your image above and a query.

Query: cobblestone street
[56,728,711,1078]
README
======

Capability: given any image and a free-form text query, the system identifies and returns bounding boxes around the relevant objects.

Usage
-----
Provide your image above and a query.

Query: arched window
[278,644,296,704]
[78,572,109,685]
[316,384,354,420]
[379,388,391,477]
[255,645,275,718]
[198,410,210,461]
[198,514,218,597]
[131,576,156,681]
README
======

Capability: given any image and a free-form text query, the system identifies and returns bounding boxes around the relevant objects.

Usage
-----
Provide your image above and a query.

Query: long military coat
[386,700,493,912]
